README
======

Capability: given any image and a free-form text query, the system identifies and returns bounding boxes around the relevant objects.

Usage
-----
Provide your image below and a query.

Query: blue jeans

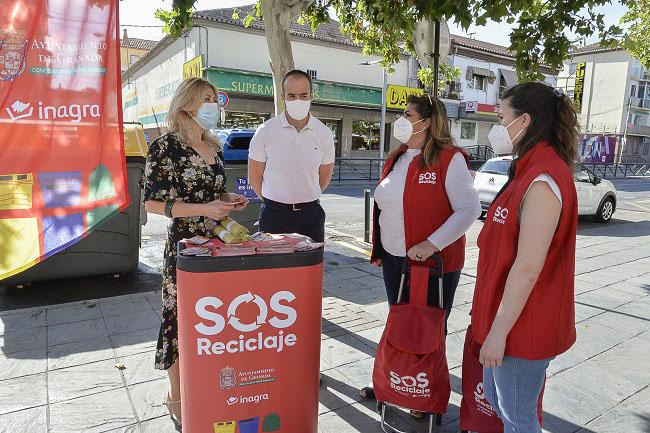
[483,355,553,433]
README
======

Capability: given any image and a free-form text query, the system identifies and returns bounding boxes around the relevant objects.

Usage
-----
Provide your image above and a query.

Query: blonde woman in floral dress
[143,78,248,427]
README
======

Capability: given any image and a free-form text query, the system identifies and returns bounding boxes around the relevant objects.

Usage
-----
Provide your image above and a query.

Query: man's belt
[263,197,319,211]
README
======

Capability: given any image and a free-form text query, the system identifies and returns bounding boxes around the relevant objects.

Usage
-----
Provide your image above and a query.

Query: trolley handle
[396,258,409,304]
[396,255,444,308]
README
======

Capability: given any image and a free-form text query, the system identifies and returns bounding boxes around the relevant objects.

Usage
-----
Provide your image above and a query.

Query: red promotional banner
[177,263,323,433]
[0,0,128,279]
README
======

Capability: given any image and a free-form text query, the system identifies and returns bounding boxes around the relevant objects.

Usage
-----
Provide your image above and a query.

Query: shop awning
[499,68,518,88]
[466,66,496,84]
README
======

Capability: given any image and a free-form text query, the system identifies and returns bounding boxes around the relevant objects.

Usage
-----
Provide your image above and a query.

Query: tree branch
[285,0,314,15]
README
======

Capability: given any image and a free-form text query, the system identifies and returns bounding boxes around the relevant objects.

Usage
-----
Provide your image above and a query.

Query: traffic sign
[217,91,229,108]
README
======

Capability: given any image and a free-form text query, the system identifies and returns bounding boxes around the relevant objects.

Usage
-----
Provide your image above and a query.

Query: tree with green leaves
[418,63,462,98]
[157,0,645,114]
[617,0,649,67]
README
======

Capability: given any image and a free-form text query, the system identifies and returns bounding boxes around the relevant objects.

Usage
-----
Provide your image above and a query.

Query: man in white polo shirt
[248,70,335,242]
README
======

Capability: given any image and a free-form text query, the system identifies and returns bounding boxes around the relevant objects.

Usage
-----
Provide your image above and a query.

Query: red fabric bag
[372,260,451,415]
[459,325,545,432]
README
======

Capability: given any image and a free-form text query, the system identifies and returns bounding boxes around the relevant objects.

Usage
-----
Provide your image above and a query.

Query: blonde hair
[167,77,221,151]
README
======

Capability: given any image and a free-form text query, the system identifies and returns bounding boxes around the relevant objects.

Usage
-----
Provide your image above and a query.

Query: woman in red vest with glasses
[360,94,481,414]
[472,82,579,433]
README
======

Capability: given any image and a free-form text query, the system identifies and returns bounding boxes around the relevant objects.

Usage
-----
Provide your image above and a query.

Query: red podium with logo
[176,247,324,433]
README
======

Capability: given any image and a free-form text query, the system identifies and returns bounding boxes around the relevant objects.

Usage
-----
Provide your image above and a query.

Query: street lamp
[360,60,388,161]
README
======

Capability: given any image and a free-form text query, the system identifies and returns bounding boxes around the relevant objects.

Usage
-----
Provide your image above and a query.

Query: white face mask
[393,116,426,144]
[285,99,311,121]
[487,115,525,155]
[193,102,220,130]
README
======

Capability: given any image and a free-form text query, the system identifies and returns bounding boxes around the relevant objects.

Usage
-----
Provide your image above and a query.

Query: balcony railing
[440,91,462,100]
[630,97,650,110]
[625,123,650,136]
[630,67,650,80]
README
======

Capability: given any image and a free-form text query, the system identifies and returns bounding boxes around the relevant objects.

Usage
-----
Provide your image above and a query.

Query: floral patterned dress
[143,132,226,370]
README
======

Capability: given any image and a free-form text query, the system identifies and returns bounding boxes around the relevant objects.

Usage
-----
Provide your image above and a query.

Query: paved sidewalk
[1,216,649,432]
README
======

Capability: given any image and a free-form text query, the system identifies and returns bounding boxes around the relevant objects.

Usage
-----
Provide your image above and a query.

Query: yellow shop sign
[386,85,424,110]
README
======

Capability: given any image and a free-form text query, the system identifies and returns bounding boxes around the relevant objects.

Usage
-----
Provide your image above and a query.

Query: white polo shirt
[249,112,336,204]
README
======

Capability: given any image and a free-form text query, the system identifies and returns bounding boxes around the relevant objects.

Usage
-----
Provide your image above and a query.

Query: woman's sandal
[359,386,375,400]
[165,393,182,429]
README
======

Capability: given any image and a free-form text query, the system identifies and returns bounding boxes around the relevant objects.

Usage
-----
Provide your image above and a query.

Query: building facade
[557,44,650,163]
[120,30,156,72]
[444,35,556,149]
[122,6,415,157]
[121,6,556,158]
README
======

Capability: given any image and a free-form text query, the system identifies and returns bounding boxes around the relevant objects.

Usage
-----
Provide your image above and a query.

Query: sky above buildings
[120,0,628,49]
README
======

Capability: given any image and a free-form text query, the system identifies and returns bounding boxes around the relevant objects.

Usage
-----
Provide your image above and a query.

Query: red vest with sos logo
[471,142,578,359]
[371,145,468,273]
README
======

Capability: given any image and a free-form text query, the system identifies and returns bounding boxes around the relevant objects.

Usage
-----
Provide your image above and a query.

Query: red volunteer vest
[471,142,578,359]
[371,146,467,273]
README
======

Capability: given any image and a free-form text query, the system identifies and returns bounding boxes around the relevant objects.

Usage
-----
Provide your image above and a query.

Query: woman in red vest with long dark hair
[360,94,481,414]
[472,82,579,432]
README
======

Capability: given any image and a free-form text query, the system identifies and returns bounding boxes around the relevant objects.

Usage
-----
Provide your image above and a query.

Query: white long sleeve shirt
[374,150,481,257]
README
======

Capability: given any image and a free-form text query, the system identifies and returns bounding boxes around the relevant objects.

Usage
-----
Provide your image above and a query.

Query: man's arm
[248,158,265,199]
[247,124,267,200]
[319,128,336,192]
[319,163,334,192]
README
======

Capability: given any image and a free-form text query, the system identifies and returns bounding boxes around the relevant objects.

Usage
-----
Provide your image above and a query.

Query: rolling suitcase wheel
[378,401,442,433]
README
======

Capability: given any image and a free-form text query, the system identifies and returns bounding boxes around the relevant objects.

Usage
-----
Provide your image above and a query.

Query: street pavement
[0,178,649,432]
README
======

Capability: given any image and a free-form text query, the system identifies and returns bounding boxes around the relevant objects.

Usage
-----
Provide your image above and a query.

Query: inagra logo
[5,100,101,123]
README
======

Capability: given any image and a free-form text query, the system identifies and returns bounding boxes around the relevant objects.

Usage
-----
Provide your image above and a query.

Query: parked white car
[473,156,617,223]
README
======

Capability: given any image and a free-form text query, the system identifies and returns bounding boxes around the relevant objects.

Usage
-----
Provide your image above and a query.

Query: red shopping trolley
[372,255,451,433]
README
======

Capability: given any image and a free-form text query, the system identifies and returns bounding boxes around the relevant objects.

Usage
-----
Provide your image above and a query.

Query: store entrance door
[322,119,342,157]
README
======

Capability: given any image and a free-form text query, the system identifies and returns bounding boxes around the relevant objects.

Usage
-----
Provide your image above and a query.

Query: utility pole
[380,69,387,161]
[620,95,632,163]
[585,55,597,132]
[433,19,441,97]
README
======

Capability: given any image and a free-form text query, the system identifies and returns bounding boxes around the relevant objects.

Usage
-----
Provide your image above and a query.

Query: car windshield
[574,168,591,182]
[479,160,511,175]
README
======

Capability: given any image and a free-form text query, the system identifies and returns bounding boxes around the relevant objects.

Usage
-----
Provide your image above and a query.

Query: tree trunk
[260,0,314,115]
[261,1,294,115]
